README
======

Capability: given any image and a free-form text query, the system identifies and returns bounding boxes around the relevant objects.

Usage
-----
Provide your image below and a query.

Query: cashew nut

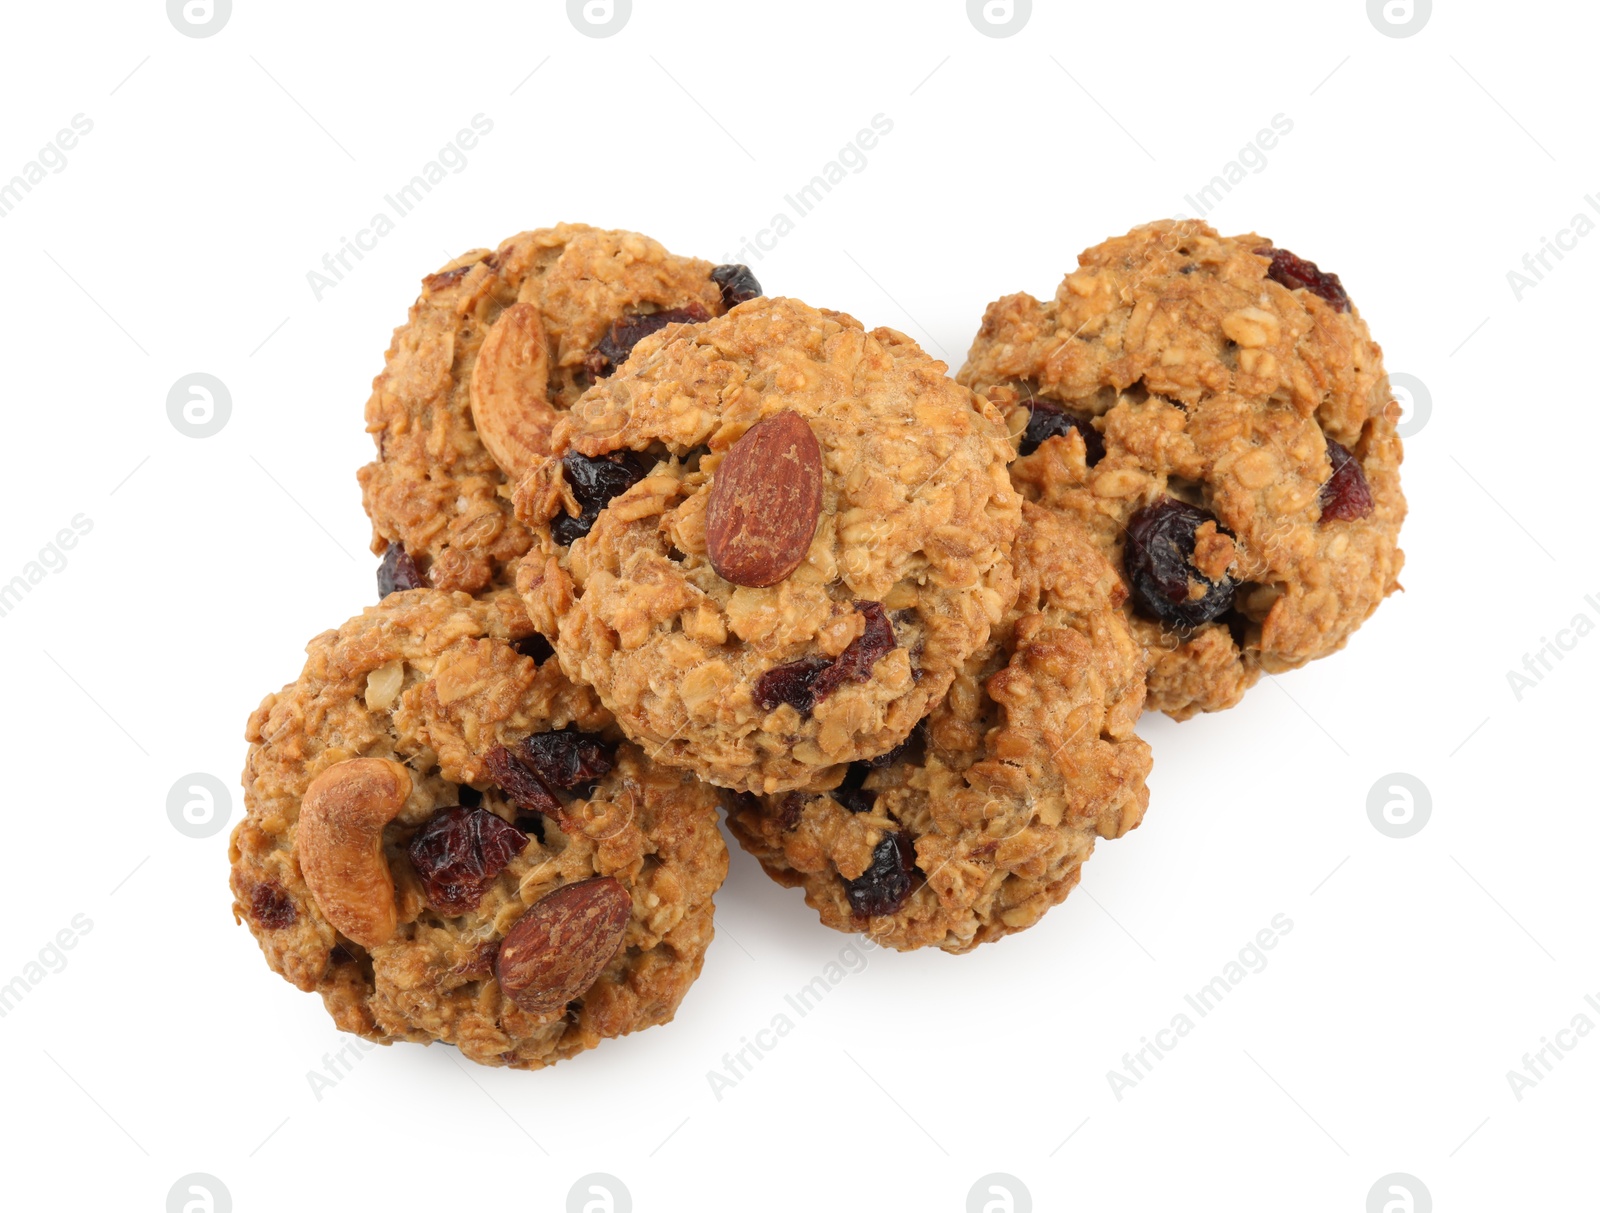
[297,757,413,948]
[470,303,556,480]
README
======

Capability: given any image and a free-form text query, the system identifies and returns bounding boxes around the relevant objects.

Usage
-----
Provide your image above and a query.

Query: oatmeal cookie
[358,224,762,594]
[229,588,727,1070]
[958,220,1406,718]
[727,502,1151,952]
[513,296,1023,794]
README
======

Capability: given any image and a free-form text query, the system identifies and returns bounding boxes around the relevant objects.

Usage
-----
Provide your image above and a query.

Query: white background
[1,1,1593,1209]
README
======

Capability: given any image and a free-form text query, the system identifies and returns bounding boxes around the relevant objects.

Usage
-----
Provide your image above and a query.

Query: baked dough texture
[959,220,1405,718]
[230,588,727,1069]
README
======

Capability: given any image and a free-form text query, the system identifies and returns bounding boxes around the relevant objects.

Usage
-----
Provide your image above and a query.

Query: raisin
[408,806,529,916]
[1258,246,1351,313]
[519,727,616,793]
[754,603,897,715]
[584,304,711,378]
[810,602,896,703]
[1019,399,1105,464]
[377,544,424,598]
[753,656,831,713]
[1319,438,1374,522]
[869,717,927,768]
[250,882,296,930]
[831,764,876,814]
[777,792,805,831]
[484,744,562,817]
[553,451,652,544]
[1123,499,1237,628]
[512,634,555,664]
[843,833,918,918]
[710,263,763,309]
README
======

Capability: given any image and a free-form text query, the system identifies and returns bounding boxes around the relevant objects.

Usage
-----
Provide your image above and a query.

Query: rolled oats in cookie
[513,296,1023,794]
[229,588,727,1070]
[959,219,1406,718]
[727,502,1152,952]
[358,223,763,594]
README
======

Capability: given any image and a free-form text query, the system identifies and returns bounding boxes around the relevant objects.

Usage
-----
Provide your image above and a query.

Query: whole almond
[470,303,556,480]
[495,876,631,1015]
[705,409,823,587]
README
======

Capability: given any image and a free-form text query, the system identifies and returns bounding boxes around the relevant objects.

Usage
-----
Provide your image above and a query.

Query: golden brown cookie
[358,224,762,594]
[513,296,1023,795]
[229,588,727,1070]
[727,502,1151,952]
[958,219,1406,718]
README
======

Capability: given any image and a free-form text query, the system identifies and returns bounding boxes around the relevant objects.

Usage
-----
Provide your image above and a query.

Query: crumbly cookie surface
[727,502,1151,952]
[358,224,748,594]
[514,297,1023,794]
[229,588,727,1069]
[958,220,1406,718]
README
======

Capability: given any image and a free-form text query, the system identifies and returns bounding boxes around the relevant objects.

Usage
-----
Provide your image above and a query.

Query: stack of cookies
[230,221,1406,1069]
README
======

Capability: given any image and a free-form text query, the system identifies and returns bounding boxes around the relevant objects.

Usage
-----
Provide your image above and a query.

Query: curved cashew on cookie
[297,758,413,949]
[470,303,557,480]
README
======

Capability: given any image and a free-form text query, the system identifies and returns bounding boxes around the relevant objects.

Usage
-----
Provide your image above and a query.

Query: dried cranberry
[512,634,555,664]
[1123,499,1237,628]
[484,744,562,817]
[377,545,424,598]
[1019,399,1105,463]
[831,764,876,814]
[1259,247,1350,313]
[584,304,711,378]
[519,727,616,793]
[553,451,652,544]
[408,806,528,915]
[710,264,763,309]
[754,603,897,715]
[250,882,296,930]
[810,602,896,702]
[753,656,831,713]
[1319,438,1374,522]
[869,717,927,768]
[843,833,918,917]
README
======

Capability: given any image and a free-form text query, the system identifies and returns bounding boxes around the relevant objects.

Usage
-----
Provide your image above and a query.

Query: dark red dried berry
[831,764,876,814]
[408,806,529,916]
[753,602,897,715]
[519,727,616,793]
[1019,399,1105,463]
[777,793,804,831]
[753,656,831,713]
[250,882,296,930]
[377,545,424,598]
[512,634,555,664]
[553,451,652,545]
[1319,438,1374,522]
[710,263,763,309]
[584,304,711,378]
[868,717,927,769]
[843,832,918,917]
[484,744,562,817]
[810,602,896,703]
[1123,499,1237,628]
[1259,247,1351,313]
